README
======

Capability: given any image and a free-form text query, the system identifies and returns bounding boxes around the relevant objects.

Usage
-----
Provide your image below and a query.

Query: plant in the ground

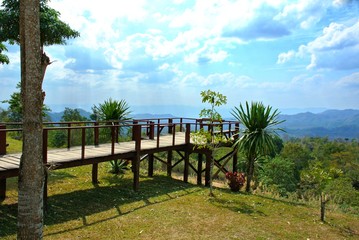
[92,98,131,174]
[109,159,130,175]
[191,89,227,196]
[225,171,245,192]
[231,101,284,192]
[300,161,343,221]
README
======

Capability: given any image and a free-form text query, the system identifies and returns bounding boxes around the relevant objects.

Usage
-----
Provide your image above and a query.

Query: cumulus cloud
[278,20,359,70]
[275,0,332,29]
[336,72,359,87]
[277,50,296,64]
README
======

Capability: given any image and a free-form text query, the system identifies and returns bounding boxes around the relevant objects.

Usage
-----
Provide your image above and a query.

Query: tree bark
[245,155,255,192]
[320,193,329,222]
[18,0,45,239]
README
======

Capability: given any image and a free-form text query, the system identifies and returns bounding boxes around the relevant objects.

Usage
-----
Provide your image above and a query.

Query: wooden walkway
[0,118,240,200]
[0,132,187,176]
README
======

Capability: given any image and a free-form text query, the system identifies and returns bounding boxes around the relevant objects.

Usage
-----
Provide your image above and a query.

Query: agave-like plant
[231,101,284,192]
[92,98,131,122]
[92,98,131,174]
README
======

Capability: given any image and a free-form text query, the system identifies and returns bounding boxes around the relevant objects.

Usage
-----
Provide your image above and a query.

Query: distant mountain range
[48,109,359,140]
[278,109,359,140]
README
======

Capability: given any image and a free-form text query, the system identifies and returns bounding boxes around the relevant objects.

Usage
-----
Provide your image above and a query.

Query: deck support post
[0,178,6,200]
[92,163,99,184]
[197,153,203,185]
[0,125,6,155]
[133,124,141,191]
[205,152,211,187]
[148,154,154,177]
[183,151,189,183]
[167,150,172,177]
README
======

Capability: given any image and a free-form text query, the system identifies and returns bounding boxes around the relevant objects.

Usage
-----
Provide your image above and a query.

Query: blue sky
[1,0,359,116]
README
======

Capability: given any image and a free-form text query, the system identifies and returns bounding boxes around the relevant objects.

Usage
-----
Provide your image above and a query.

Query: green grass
[5,134,22,154]
[1,163,358,240]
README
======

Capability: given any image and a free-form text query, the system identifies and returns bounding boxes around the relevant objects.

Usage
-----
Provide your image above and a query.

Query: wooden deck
[0,118,240,200]
[0,132,187,176]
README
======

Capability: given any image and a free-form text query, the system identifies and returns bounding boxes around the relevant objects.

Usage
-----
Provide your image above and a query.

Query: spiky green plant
[231,101,284,192]
[92,98,131,174]
[92,98,131,122]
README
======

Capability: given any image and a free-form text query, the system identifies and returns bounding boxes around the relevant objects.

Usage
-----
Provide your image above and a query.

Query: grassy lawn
[1,163,359,239]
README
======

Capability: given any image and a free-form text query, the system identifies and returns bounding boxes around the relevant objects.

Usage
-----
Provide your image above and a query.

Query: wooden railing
[0,118,240,157]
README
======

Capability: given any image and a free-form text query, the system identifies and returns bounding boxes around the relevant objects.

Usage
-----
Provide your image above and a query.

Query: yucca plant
[92,98,131,174]
[231,101,284,192]
[92,98,131,122]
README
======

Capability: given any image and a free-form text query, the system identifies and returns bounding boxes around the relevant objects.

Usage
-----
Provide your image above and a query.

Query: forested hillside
[279,109,359,139]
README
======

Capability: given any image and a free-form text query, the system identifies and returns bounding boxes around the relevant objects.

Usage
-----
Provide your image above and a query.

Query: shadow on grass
[48,171,77,182]
[208,188,307,217]
[0,175,200,238]
[209,192,267,216]
[255,193,307,207]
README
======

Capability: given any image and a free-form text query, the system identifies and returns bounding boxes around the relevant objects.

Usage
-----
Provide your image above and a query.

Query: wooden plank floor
[0,132,187,177]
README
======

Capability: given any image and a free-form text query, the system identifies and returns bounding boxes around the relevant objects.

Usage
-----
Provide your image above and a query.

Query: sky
[0,0,359,116]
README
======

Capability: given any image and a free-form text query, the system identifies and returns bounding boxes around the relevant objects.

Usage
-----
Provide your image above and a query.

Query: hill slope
[278,109,359,139]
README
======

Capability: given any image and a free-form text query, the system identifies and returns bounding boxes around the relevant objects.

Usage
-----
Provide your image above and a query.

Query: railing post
[111,125,115,155]
[67,123,71,149]
[0,125,6,155]
[116,121,119,143]
[81,128,86,159]
[149,121,155,140]
[156,123,160,148]
[180,118,183,132]
[132,120,138,140]
[185,123,191,144]
[94,122,99,146]
[172,124,176,146]
[168,118,173,134]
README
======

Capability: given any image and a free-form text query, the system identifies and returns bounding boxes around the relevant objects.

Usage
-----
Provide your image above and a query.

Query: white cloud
[277,50,296,64]
[278,20,359,70]
[275,0,332,29]
[336,72,359,87]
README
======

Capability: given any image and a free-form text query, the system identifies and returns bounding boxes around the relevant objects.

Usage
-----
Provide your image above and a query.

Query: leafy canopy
[0,43,9,64]
[0,0,80,47]
[1,83,51,122]
[199,89,227,122]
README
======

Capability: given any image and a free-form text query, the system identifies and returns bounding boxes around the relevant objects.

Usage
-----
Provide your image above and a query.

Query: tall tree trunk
[245,156,255,192]
[18,0,45,239]
[320,192,329,222]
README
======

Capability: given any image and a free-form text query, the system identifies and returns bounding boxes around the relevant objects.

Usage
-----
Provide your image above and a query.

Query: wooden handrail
[0,118,240,158]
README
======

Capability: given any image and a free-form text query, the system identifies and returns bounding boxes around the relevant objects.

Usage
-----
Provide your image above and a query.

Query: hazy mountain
[48,108,92,122]
[47,108,359,140]
[279,109,359,139]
